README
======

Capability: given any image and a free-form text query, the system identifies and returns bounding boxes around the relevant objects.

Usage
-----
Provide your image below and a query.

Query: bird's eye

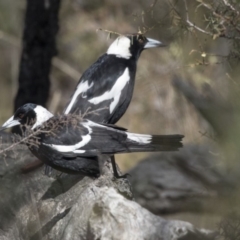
[18,113,24,119]
[138,37,144,44]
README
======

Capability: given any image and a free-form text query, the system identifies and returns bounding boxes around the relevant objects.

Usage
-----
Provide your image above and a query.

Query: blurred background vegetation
[1,0,240,235]
[0,0,217,167]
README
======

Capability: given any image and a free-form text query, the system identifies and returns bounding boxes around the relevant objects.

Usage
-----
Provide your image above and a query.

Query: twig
[96,28,122,40]
[222,0,239,16]
[183,0,213,36]
[82,106,109,118]
[0,118,65,156]
[0,131,38,155]
[203,2,240,34]
[183,0,240,40]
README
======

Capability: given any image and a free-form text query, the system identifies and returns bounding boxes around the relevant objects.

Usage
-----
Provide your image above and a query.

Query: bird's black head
[107,33,165,60]
[0,103,53,131]
[14,103,38,126]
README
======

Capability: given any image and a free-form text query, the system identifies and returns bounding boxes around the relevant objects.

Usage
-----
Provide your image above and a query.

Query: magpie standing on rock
[0,104,184,177]
[64,33,165,178]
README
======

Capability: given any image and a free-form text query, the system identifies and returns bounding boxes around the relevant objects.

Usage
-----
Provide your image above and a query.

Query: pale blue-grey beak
[0,116,20,131]
[144,38,166,49]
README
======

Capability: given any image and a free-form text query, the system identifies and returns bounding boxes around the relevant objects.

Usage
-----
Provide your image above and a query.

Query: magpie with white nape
[0,103,184,177]
[64,33,164,123]
[64,33,165,178]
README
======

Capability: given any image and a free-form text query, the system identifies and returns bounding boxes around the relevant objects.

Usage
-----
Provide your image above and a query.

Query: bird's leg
[111,155,129,179]
[21,159,54,177]
[44,165,53,176]
[21,159,43,173]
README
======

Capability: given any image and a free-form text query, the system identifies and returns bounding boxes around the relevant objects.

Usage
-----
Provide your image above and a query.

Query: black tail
[125,133,184,152]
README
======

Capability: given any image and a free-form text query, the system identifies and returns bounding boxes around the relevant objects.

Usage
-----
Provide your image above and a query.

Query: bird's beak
[0,116,20,131]
[144,38,166,49]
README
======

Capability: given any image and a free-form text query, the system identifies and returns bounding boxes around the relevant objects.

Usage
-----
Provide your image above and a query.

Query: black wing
[63,54,136,124]
[40,118,129,155]
[40,118,183,157]
[34,144,100,177]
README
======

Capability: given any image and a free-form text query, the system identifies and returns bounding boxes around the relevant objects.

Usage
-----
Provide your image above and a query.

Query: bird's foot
[113,172,131,179]
[44,165,53,176]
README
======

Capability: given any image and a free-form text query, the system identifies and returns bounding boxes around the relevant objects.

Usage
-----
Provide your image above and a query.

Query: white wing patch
[88,68,130,113]
[44,134,91,152]
[126,133,152,144]
[73,150,86,154]
[64,80,93,114]
[43,122,93,152]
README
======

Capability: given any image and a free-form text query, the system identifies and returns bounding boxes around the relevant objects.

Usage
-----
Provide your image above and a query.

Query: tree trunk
[13,0,61,134]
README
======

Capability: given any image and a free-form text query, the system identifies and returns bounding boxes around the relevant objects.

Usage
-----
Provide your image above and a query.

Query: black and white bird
[64,33,165,178]
[64,33,164,123]
[0,104,183,178]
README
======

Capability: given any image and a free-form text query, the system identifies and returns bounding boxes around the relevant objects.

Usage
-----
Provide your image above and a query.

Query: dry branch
[182,0,240,40]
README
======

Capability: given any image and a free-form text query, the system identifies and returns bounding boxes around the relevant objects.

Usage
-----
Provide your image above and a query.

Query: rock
[129,144,233,214]
[0,144,217,240]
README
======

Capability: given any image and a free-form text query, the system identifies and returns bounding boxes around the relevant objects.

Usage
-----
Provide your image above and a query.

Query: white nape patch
[88,68,130,113]
[44,122,93,152]
[64,80,93,114]
[32,106,54,129]
[126,133,152,144]
[107,36,132,59]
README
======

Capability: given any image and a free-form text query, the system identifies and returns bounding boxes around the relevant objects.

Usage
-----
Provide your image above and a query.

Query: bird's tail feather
[125,133,184,152]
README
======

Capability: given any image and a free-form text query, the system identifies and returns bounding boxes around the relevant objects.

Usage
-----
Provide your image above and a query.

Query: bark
[0,143,217,240]
[13,0,61,133]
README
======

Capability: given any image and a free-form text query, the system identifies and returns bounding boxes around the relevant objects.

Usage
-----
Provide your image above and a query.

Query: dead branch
[183,0,240,40]
[0,114,84,157]
[183,0,214,37]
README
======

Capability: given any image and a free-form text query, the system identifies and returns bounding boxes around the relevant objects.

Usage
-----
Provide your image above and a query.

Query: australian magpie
[64,33,164,123]
[0,103,183,177]
[64,33,165,178]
